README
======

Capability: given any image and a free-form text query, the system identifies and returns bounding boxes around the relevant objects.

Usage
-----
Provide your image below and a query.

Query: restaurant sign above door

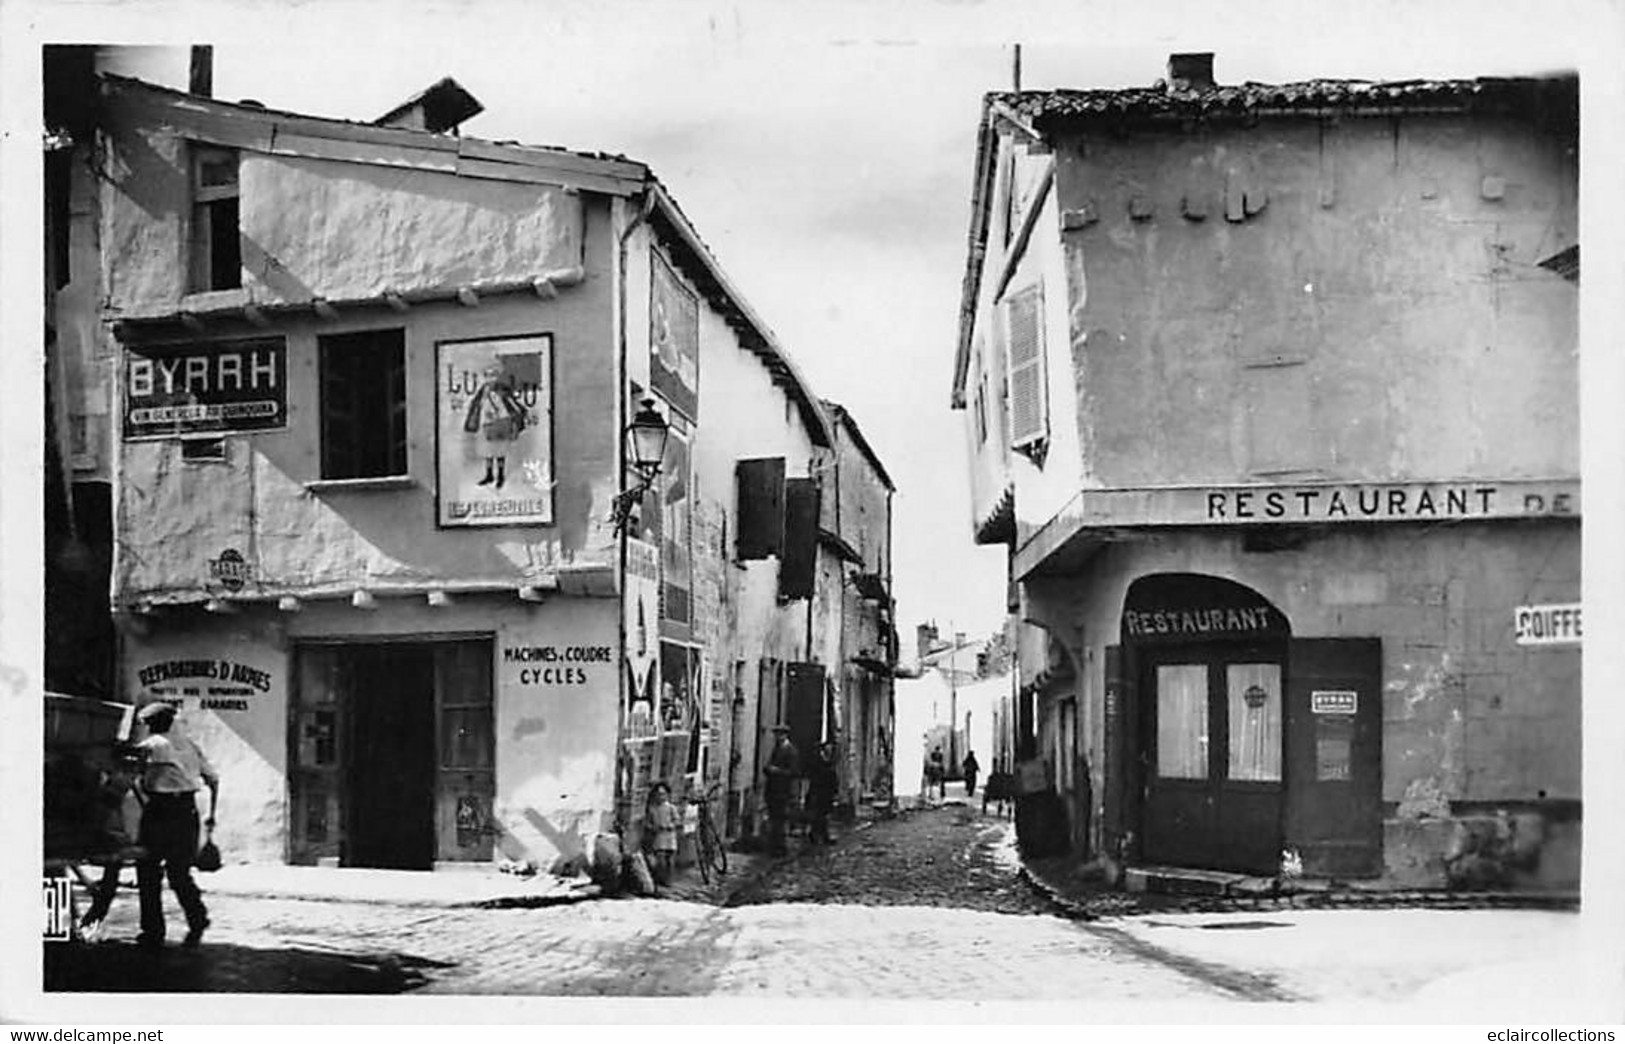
[1121,573,1290,645]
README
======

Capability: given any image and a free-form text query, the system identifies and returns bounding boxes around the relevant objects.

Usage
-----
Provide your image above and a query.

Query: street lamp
[610,397,670,535]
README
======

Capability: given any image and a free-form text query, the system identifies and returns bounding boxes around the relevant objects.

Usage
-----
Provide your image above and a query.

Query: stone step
[1124,864,1265,896]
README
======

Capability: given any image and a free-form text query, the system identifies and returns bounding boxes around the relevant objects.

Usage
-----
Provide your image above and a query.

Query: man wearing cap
[762,725,800,857]
[132,701,219,949]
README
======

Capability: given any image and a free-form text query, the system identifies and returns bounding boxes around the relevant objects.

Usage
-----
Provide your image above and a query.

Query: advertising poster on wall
[436,335,554,527]
[624,536,661,735]
[123,336,287,439]
[650,252,699,420]
[660,423,693,633]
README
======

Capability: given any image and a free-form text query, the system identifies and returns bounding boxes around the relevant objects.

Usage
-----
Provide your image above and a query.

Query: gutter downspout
[613,186,655,839]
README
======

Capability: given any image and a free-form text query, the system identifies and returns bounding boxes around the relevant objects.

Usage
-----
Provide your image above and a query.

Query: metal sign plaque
[1311,690,1358,715]
[124,337,287,439]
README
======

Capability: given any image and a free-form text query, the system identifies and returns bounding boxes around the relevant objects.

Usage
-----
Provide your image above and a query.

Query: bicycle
[689,782,728,884]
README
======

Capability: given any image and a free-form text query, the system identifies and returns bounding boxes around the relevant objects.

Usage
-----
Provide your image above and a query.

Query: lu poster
[437,335,554,527]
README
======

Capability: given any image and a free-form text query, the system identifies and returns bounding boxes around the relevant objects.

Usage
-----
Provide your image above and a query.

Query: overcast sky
[9,0,1609,650]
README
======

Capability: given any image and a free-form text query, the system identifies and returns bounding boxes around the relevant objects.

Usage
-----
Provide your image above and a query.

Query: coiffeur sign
[437,335,554,527]
[1513,603,1581,646]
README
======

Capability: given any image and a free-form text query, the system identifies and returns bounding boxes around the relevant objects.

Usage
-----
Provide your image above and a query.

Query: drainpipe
[614,186,655,835]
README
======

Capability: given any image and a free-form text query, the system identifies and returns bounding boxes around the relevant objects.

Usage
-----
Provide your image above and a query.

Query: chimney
[189,45,213,98]
[916,622,938,663]
[374,77,484,135]
[1167,52,1214,92]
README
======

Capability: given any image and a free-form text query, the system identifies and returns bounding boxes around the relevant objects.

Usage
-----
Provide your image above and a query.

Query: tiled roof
[989,75,1578,123]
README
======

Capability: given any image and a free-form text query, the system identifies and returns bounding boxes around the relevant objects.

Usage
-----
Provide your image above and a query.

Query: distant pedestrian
[645,782,678,887]
[132,701,219,950]
[763,725,800,856]
[962,750,980,798]
[927,747,945,801]
[807,742,839,845]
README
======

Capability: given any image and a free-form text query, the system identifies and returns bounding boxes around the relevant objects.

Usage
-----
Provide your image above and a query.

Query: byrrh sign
[124,337,287,439]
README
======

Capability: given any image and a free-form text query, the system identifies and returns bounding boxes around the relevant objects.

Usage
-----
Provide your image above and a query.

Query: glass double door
[1141,646,1284,874]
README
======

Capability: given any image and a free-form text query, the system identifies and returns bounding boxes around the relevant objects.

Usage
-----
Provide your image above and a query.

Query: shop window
[1227,663,1282,782]
[320,329,407,479]
[189,145,241,292]
[1155,664,1207,779]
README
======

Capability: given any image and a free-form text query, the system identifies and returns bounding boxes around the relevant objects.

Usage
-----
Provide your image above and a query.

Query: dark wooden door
[346,645,437,870]
[1284,638,1383,877]
[1142,645,1284,874]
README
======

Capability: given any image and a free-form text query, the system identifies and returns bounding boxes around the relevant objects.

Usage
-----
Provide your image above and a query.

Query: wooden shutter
[786,661,826,764]
[778,477,820,601]
[735,457,785,560]
[1005,283,1048,450]
[1284,638,1383,878]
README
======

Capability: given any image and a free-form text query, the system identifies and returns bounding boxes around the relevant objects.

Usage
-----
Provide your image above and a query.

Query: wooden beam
[242,304,270,327]
[457,136,647,182]
[457,287,480,308]
[453,155,639,196]
[312,299,339,321]
[383,292,409,312]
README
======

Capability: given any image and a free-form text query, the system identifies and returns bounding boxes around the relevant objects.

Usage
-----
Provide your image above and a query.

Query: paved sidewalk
[1018,844,1580,919]
[196,863,601,908]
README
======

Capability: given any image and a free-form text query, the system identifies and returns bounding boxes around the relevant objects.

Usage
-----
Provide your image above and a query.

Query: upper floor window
[189,145,241,292]
[320,329,407,480]
[1004,282,1049,463]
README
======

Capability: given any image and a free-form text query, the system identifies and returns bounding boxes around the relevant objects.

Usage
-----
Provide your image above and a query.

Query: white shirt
[137,731,218,794]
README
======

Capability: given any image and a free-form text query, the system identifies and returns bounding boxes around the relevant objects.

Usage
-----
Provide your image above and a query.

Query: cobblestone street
[44,803,1225,999]
[41,802,1587,1011]
[726,801,1048,914]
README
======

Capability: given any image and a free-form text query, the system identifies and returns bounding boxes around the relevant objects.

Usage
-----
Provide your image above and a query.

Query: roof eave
[648,183,833,449]
[951,100,1001,410]
[98,73,650,191]
[824,402,896,492]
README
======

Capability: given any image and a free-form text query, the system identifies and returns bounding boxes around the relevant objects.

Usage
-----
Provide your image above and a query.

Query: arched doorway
[1124,573,1291,874]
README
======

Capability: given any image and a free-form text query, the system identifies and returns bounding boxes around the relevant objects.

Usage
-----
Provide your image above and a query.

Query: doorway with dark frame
[290,638,494,871]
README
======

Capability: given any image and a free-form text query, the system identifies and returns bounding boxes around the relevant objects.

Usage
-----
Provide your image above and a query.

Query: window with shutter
[1004,283,1048,460]
[778,477,819,601]
[735,457,786,561]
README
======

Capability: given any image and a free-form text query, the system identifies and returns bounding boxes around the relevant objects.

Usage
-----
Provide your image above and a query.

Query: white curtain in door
[1156,664,1208,779]
[1227,663,1282,782]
